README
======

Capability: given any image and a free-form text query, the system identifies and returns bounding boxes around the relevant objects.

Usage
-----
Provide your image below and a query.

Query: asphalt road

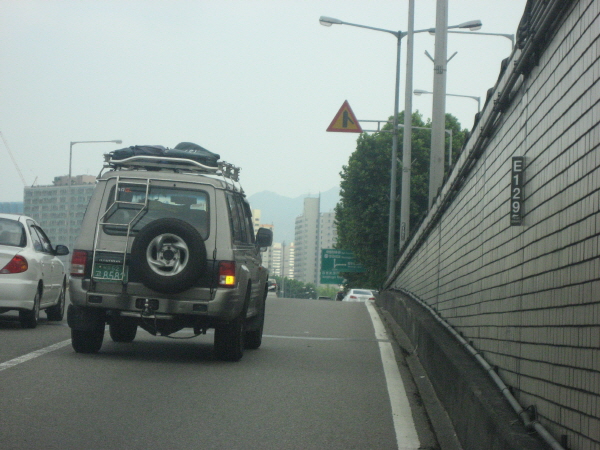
[0,295,429,450]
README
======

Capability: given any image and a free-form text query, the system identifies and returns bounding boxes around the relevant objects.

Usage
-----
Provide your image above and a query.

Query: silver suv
[67,144,272,361]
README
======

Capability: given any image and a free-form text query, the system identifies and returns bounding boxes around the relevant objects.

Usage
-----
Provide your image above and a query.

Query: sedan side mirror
[256,228,273,248]
[54,244,70,256]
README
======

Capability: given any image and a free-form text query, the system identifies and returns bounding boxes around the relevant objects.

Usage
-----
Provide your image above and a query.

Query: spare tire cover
[131,218,207,294]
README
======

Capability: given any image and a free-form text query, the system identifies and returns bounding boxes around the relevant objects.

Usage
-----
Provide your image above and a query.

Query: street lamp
[445,30,514,49]
[67,139,122,249]
[319,14,481,274]
[414,89,481,112]
[413,88,478,169]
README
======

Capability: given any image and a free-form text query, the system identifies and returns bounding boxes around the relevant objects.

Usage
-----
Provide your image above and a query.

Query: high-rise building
[250,209,295,280]
[251,209,261,236]
[294,197,319,284]
[293,197,337,285]
[259,223,275,271]
[270,242,283,276]
[320,211,338,251]
[282,241,295,279]
[23,175,96,249]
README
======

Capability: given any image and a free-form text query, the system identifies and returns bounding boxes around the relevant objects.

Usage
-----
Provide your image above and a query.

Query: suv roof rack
[102,154,241,182]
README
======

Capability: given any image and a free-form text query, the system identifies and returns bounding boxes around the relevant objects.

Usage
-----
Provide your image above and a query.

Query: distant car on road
[0,213,69,328]
[267,279,277,292]
[317,296,332,300]
[342,289,376,302]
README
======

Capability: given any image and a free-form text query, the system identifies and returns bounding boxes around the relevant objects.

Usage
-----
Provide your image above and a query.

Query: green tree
[335,111,467,288]
[316,285,338,299]
[273,275,317,299]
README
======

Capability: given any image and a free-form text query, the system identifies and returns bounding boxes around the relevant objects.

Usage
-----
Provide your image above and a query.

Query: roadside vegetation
[334,111,468,289]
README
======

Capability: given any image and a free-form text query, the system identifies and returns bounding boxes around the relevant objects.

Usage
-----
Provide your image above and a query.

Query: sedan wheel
[19,290,40,329]
[46,284,66,321]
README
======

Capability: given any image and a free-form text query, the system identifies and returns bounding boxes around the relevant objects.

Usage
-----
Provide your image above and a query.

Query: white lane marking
[263,334,390,342]
[365,301,420,450]
[0,339,71,372]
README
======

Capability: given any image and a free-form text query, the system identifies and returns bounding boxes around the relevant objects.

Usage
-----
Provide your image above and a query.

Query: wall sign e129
[510,156,524,225]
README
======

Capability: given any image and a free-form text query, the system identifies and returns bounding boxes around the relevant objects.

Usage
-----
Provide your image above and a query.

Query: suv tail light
[0,255,28,274]
[218,261,236,287]
[71,250,88,277]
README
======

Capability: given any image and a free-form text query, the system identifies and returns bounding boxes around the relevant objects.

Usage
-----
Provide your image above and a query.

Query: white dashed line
[0,339,71,372]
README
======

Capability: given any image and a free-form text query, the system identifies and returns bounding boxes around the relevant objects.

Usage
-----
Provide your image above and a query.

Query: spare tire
[131,218,207,294]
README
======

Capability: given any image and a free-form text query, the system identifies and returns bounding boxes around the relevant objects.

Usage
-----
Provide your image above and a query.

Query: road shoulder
[375,303,463,450]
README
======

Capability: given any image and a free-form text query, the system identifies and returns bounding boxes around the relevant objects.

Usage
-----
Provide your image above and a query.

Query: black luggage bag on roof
[109,142,220,168]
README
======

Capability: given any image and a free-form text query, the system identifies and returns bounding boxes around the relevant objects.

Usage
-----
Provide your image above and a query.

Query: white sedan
[342,289,376,302]
[0,214,69,328]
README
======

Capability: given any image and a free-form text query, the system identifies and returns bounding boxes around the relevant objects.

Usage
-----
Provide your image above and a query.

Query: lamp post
[67,140,122,249]
[320,14,481,273]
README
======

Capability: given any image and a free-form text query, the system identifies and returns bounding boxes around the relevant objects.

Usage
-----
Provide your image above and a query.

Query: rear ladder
[90,176,151,283]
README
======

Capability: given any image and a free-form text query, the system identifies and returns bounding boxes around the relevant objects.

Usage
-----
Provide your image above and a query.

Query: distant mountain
[248,186,340,243]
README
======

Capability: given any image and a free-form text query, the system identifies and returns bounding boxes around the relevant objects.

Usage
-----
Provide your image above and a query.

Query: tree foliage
[273,275,317,299]
[334,111,468,288]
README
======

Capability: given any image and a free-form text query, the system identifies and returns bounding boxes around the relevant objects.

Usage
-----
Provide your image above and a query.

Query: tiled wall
[388,1,599,448]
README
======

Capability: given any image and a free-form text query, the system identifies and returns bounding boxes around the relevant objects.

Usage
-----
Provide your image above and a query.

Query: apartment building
[293,197,337,285]
[23,174,96,249]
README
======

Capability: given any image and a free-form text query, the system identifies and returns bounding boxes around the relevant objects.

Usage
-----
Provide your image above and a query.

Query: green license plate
[93,263,128,282]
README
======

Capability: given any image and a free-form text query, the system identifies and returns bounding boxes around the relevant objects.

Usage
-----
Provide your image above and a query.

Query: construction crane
[0,131,27,186]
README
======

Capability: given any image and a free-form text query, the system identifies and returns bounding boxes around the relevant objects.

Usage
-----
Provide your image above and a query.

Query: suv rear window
[102,184,209,239]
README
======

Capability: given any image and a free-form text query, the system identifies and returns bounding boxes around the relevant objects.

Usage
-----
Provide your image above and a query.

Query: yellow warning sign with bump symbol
[326,100,363,133]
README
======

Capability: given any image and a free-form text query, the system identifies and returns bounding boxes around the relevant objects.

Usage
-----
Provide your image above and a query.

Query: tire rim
[146,233,189,276]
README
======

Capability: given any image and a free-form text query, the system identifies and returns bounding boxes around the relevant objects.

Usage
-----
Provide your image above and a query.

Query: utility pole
[429,0,449,208]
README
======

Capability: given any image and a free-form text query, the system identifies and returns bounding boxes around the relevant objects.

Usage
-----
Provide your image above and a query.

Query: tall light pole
[400,13,481,251]
[67,140,122,249]
[400,0,416,252]
[320,15,481,272]
[429,0,450,210]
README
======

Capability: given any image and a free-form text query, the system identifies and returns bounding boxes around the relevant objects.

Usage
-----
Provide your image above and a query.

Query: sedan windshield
[0,219,26,247]
[353,290,373,296]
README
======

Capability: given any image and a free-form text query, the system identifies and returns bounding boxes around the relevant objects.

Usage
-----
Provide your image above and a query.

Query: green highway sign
[320,271,344,285]
[321,249,365,274]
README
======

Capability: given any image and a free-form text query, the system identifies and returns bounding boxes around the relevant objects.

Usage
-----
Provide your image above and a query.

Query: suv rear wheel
[214,288,250,361]
[109,318,137,343]
[214,313,246,362]
[71,327,105,353]
[245,286,267,350]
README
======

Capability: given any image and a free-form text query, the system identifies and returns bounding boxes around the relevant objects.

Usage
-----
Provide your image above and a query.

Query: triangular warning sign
[327,100,363,133]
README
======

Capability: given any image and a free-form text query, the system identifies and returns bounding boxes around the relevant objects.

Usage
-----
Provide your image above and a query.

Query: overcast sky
[0,0,525,202]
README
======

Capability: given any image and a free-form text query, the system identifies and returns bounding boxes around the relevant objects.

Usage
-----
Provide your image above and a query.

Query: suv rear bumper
[69,278,244,323]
